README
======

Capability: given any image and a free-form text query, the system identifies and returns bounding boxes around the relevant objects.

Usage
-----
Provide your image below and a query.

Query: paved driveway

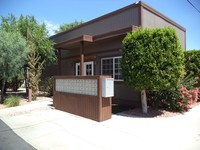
[0,100,200,150]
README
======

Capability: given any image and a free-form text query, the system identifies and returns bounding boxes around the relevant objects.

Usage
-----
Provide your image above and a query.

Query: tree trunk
[3,82,7,95]
[24,67,29,96]
[0,80,6,104]
[13,77,18,92]
[141,90,148,113]
[28,88,32,102]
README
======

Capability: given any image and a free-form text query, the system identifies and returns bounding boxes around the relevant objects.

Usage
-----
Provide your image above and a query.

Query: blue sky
[0,0,199,50]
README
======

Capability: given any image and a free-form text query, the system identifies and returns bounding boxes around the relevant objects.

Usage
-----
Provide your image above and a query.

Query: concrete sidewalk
[0,100,200,150]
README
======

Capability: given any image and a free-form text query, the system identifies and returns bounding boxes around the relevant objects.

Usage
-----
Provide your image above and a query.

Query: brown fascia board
[140,1,186,32]
[54,34,93,49]
[50,2,141,40]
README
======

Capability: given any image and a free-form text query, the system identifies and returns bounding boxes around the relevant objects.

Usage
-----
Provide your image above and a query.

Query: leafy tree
[0,14,56,96]
[18,15,56,65]
[0,14,56,65]
[0,30,29,103]
[0,14,18,32]
[121,27,184,113]
[54,20,84,33]
[7,69,24,92]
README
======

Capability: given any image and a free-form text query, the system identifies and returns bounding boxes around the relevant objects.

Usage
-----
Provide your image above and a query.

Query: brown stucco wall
[142,7,186,50]
[51,7,139,43]
[53,76,112,122]
[60,59,75,75]
[48,2,186,108]
[58,37,140,107]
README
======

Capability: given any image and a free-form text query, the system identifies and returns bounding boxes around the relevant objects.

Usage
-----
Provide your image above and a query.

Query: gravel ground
[0,88,52,109]
[118,107,182,118]
[0,96,51,108]
[118,102,200,118]
[0,97,53,117]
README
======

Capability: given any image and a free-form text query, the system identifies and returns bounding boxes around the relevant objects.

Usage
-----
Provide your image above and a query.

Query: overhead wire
[187,0,200,14]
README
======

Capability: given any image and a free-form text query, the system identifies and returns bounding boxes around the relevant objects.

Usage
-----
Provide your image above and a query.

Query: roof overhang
[54,25,137,50]
[54,34,93,49]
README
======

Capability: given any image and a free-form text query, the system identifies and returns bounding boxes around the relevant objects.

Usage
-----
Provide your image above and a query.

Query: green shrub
[184,50,200,101]
[148,89,179,110]
[4,95,21,107]
[147,50,200,111]
[185,50,200,83]
[39,77,53,96]
[148,74,199,111]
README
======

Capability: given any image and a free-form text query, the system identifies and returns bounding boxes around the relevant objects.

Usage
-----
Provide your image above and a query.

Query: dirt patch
[118,102,200,118]
[112,104,133,114]
[119,108,182,118]
[0,104,7,109]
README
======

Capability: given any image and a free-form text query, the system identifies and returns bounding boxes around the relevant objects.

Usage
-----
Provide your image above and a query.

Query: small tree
[121,27,184,113]
[27,31,44,100]
[17,15,56,65]
[0,30,29,103]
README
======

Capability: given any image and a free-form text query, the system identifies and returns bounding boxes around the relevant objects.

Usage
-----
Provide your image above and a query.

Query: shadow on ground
[0,119,36,150]
[112,104,172,118]
[5,88,51,99]
[112,104,134,114]
[116,108,165,118]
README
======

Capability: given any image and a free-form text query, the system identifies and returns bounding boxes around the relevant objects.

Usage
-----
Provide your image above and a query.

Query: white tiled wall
[55,79,98,96]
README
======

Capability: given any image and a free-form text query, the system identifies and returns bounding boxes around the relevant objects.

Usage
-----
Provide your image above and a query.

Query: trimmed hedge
[121,27,184,91]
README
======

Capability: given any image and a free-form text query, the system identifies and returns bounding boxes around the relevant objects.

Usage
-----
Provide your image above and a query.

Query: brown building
[50,1,186,107]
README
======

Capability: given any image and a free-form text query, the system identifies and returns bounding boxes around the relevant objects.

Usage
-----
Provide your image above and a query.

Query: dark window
[101,56,122,80]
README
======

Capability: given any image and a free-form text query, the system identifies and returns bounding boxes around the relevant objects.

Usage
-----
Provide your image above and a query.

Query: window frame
[75,61,94,76]
[101,56,123,81]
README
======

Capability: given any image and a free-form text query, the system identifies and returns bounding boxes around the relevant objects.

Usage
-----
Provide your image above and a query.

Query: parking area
[0,100,200,150]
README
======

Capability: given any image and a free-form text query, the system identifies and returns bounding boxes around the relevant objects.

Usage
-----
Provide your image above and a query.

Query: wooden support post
[98,77,103,121]
[80,41,84,76]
